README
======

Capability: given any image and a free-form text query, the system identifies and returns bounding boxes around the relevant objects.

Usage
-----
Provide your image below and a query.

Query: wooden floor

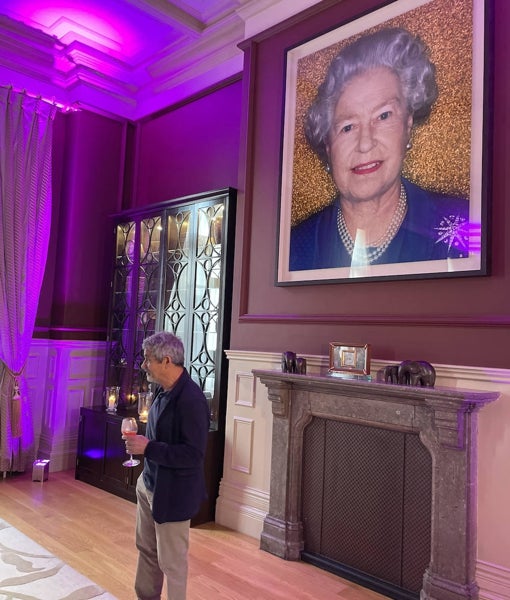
[0,469,388,600]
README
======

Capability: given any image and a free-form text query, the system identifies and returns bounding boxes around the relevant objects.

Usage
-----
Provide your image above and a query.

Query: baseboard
[215,479,268,539]
[477,561,510,600]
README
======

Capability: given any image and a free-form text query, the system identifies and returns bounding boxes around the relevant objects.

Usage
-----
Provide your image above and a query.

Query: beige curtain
[0,87,57,473]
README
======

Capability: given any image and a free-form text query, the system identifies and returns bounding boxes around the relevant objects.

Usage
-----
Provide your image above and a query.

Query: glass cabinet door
[108,220,136,396]
[162,205,193,351]
[105,189,235,432]
[108,217,162,398]
[162,200,225,428]
[134,216,162,381]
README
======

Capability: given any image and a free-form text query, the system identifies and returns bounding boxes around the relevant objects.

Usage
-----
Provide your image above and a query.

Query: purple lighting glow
[1,0,176,60]
[5,0,123,46]
[0,0,243,119]
[466,222,482,254]
[83,448,104,460]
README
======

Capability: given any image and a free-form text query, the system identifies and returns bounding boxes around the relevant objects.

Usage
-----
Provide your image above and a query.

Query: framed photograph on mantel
[328,343,371,376]
[276,0,490,285]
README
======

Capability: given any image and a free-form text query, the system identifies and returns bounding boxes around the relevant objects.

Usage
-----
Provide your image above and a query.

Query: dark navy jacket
[289,178,469,271]
[142,369,210,523]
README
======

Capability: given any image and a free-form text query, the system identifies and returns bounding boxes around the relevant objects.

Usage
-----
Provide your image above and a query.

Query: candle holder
[105,386,120,413]
[125,392,137,406]
[138,391,153,423]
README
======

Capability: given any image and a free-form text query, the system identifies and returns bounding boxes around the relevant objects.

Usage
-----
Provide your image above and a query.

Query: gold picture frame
[328,343,371,375]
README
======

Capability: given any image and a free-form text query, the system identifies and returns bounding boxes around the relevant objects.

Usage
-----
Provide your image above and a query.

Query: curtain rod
[0,84,80,113]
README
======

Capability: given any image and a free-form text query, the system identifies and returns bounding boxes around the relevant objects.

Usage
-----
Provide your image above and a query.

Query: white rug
[0,519,118,600]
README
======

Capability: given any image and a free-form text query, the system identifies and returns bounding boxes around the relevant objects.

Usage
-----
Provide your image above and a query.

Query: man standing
[124,331,210,600]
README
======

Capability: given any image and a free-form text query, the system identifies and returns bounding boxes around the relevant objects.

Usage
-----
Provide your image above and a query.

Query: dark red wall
[133,78,242,205]
[228,0,510,368]
[36,110,127,338]
[37,79,242,339]
[37,0,510,370]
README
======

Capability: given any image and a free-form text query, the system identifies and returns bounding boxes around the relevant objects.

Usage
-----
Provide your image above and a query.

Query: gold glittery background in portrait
[290,0,472,226]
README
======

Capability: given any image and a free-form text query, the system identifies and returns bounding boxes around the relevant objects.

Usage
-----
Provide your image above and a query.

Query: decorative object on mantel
[381,364,399,383]
[328,343,371,380]
[381,360,436,387]
[281,351,296,373]
[296,357,307,374]
[281,351,307,374]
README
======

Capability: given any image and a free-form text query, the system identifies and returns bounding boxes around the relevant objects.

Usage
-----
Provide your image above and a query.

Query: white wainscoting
[26,339,107,472]
[215,350,510,599]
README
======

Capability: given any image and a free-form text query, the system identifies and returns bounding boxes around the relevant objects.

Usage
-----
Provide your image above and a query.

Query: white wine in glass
[121,417,140,467]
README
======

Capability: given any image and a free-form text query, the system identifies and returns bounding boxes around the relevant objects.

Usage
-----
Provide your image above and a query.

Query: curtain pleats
[0,88,57,472]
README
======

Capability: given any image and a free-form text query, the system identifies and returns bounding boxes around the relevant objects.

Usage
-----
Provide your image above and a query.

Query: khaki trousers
[135,475,190,600]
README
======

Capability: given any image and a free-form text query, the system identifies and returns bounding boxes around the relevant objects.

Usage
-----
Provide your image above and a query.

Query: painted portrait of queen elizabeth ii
[277,0,488,283]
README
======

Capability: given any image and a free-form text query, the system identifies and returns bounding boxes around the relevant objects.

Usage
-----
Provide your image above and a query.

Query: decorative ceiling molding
[130,0,206,32]
[0,0,322,120]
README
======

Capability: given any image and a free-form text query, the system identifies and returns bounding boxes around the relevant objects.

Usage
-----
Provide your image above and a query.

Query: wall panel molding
[27,339,107,472]
[234,371,257,407]
[231,417,255,474]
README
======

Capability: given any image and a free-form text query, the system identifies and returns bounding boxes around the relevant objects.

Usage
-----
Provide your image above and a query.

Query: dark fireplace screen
[301,418,432,600]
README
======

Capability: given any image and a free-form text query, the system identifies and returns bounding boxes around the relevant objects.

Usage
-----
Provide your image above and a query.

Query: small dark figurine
[397,360,436,387]
[382,364,399,384]
[296,357,307,374]
[281,351,297,373]
[381,360,436,387]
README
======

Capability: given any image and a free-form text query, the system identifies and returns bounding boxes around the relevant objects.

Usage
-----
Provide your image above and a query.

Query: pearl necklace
[336,184,408,264]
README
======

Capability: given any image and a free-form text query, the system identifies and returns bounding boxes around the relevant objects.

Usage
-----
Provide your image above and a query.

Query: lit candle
[108,395,116,410]
[139,408,149,423]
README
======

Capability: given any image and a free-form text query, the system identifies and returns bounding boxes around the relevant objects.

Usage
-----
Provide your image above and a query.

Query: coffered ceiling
[0,0,320,119]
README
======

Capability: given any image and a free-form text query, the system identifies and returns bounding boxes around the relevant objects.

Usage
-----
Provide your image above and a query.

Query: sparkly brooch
[434,214,469,252]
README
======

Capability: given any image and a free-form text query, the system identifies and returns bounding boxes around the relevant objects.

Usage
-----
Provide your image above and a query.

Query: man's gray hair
[142,331,185,366]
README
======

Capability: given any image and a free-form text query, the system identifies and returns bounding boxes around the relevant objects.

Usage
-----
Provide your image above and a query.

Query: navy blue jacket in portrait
[142,369,210,523]
[289,178,470,271]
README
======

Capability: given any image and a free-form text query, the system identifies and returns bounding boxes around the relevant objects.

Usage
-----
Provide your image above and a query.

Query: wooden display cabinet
[76,188,236,525]
[76,407,145,502]
[76,406,223,524]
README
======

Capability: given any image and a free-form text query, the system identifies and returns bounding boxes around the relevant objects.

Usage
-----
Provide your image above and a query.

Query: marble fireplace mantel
[253,370,500,600]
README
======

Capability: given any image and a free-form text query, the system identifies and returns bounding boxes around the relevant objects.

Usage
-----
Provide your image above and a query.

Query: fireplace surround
[254,370,499,600]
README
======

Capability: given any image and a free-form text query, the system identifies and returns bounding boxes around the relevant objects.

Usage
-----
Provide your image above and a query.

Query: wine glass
[121,417,140,467]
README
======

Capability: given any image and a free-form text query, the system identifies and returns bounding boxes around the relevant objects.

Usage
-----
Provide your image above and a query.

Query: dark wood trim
[238,313,510,327]
[137,74,242,124]
[33,326,108,340]
[237,40,258,318]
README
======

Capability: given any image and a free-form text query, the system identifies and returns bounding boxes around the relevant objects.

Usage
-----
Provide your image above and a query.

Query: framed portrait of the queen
[276,0,490,285]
